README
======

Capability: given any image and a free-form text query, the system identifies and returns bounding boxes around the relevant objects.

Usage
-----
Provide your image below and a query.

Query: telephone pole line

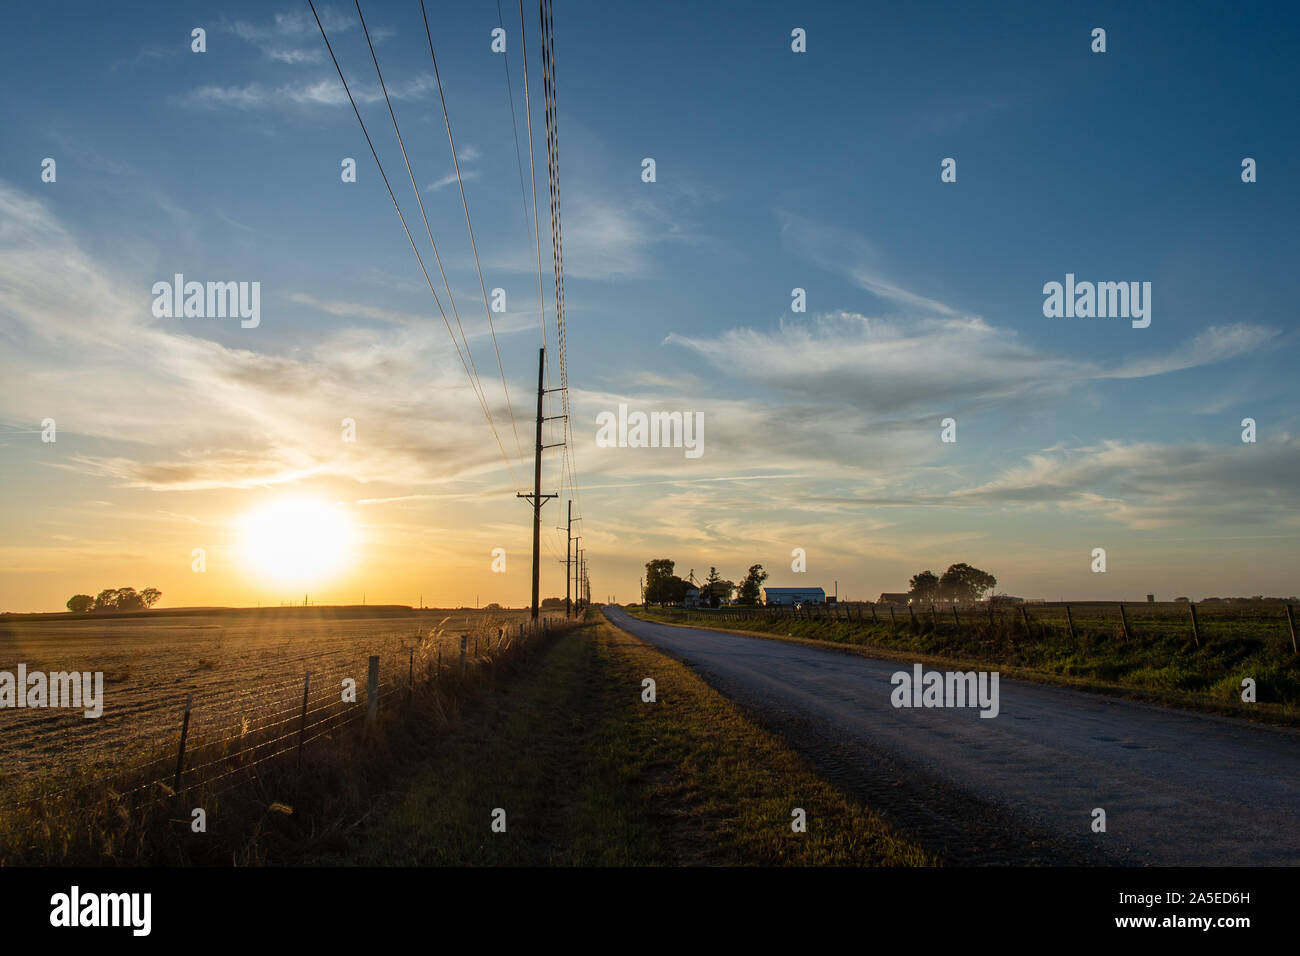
[517,347,563,620]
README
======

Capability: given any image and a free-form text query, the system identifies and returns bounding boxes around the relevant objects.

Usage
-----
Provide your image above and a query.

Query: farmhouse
[877,592,911,605]
[763,586,826,606]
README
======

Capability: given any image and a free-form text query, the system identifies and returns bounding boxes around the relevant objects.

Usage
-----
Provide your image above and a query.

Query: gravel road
[603,606,1300,866]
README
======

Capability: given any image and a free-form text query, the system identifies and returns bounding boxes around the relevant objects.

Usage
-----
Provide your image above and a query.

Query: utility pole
[517,347,562,620]
[565,499,572,618]
[576,548,584,611]
[579,550,587,609]
[572,536,582,612]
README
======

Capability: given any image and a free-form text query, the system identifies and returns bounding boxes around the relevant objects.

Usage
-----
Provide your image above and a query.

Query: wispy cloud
[0,184,522,493]
[179,74,436,111]
[667,310,1275,417]
[904,438,1300,531]
[779,211,958,316]
[426,169,481,192]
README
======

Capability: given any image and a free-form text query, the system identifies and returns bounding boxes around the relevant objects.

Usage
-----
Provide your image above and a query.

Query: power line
[352,0,524,490]
[518,0,568,591]
[308,0,524,493]
[539,0,582,528]
[497,0,533,243]
[419,0,527,472]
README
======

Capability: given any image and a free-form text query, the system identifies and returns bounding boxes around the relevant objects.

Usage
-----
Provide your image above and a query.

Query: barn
[763,586,826,606]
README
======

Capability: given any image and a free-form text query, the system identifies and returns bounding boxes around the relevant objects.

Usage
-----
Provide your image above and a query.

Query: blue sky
[1,1,1297,610]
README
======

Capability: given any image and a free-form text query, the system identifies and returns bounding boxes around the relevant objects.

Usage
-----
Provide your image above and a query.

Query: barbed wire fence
[663,600,1299,654]
[0,614,576,861]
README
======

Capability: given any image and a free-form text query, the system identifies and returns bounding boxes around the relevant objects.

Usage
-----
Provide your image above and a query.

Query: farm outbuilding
[763,587,826,606]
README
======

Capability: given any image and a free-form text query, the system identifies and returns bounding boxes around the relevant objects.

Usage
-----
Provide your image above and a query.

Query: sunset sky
[2,1,1297,612]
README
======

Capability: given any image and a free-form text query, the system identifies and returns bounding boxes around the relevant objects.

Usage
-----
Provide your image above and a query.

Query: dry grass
[346,618,934,866]
[0,607,567,864]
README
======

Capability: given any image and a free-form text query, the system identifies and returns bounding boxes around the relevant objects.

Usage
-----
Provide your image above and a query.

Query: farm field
[0,607,538,788]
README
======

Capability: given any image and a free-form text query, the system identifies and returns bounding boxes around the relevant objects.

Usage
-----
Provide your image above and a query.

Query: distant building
[682,586,702,608]
[986,594,1025,604]
[1146,594,1155,603]
[877,592,911,605]
[763,586,826,606]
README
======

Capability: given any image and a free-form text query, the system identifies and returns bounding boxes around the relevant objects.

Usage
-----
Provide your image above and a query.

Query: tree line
[644,559,769,607]
[66,587,162,613]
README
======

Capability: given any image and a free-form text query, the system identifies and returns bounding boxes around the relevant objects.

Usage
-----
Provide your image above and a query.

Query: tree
[938,563,997,602]
[909,570,940,602]
[645,558,677,605]
[711,579,737,607]
[93,588,119,611]
[664,576,691,605]
[66,594,94,613]
[702,567,727,608]
[737,564,768,605]
[86,586,161,611]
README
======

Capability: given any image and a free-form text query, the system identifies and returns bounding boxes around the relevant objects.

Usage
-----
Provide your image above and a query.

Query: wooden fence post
[460,634,469,671]
[931,604,939,628]
[1118,604,1131,641]
[1019,605,1030,634]
[1188,602,1200,648]
[366,655,379,727]
[1065,604,1076,641]
[173,693,193,793]
[1287,604,1298,655]
[908,605,917,630]
[297,672,311,763]
[952,605,960,627]
[888,606,896,628]
[870,604,878,623]
[409,648,415,692]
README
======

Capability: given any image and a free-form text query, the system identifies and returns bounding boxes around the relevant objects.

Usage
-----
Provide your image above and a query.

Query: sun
[237,498,358,586]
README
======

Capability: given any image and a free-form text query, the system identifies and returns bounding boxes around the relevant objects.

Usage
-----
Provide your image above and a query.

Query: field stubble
[0,606,544,862]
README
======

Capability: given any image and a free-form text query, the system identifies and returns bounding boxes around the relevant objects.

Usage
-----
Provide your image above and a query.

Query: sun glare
[237,498,357,586]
